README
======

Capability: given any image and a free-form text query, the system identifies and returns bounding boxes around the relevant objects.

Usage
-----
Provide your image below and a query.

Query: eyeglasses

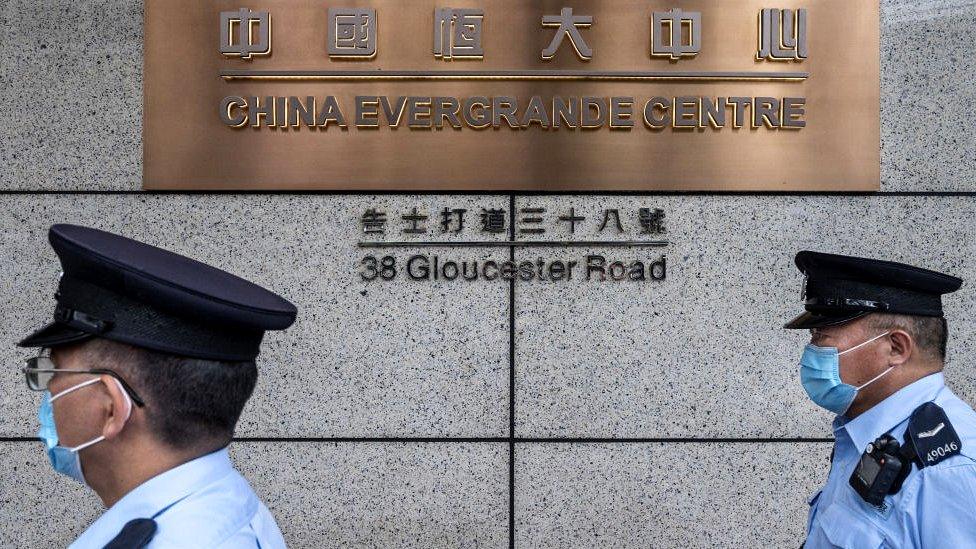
[22,354,146,407]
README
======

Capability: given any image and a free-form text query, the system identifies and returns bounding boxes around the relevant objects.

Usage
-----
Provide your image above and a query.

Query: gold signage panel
[144,0,880,190]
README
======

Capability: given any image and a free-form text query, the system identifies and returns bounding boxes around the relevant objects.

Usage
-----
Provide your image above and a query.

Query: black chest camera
[850,434,913,507]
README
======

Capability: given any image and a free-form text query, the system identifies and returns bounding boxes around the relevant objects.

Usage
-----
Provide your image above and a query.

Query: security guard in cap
[786,251,976,548]
[17,224,297,548]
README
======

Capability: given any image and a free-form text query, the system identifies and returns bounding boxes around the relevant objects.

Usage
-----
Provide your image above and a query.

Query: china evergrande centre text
[220,95,807,130]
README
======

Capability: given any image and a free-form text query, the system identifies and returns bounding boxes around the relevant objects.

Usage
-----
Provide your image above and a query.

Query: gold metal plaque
[144,1,880,191]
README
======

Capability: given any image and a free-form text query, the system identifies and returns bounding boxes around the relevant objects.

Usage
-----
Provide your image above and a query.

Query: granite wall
[1,1,974,547]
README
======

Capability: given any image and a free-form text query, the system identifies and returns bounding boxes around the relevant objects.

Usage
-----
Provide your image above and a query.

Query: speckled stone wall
[1,1,974,548]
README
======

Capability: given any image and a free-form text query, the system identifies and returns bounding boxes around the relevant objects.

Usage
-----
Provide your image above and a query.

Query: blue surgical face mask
[799,331,893,415]
[37,378,132,484]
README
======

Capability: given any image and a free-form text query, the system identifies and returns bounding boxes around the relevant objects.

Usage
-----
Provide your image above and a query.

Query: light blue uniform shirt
[69,448,286,548]
[805,372,976,548]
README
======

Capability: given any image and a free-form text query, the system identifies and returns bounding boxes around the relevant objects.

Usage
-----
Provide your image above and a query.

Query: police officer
[785,251,976,548]
[17,224,297,548]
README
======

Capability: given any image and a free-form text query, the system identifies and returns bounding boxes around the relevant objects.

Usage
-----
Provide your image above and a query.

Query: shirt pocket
[816,502,886,549]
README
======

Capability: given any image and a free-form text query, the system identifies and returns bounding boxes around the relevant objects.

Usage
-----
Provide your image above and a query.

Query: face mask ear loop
[110,378,133,423]
[61,378,134,453]
[855,363,897,391]
[49,378,101,402]
[69,435,106,453]
[838,331,890,356]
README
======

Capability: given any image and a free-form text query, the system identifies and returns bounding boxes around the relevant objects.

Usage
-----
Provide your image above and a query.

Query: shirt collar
[72,448,235,547]
[834,372,946,452]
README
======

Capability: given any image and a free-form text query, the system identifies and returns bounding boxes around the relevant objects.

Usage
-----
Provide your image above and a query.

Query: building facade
[1,1,974,547]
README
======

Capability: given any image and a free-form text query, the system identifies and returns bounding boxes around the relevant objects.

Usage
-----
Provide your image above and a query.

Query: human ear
[886,330,913,367]
[99,376,133,441]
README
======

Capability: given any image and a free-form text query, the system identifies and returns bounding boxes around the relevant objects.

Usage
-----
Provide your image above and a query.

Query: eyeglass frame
[22,354,146,408]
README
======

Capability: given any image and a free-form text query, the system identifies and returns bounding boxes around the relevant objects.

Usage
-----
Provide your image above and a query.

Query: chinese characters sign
[360,205,667,237]
[144,0,880,190]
